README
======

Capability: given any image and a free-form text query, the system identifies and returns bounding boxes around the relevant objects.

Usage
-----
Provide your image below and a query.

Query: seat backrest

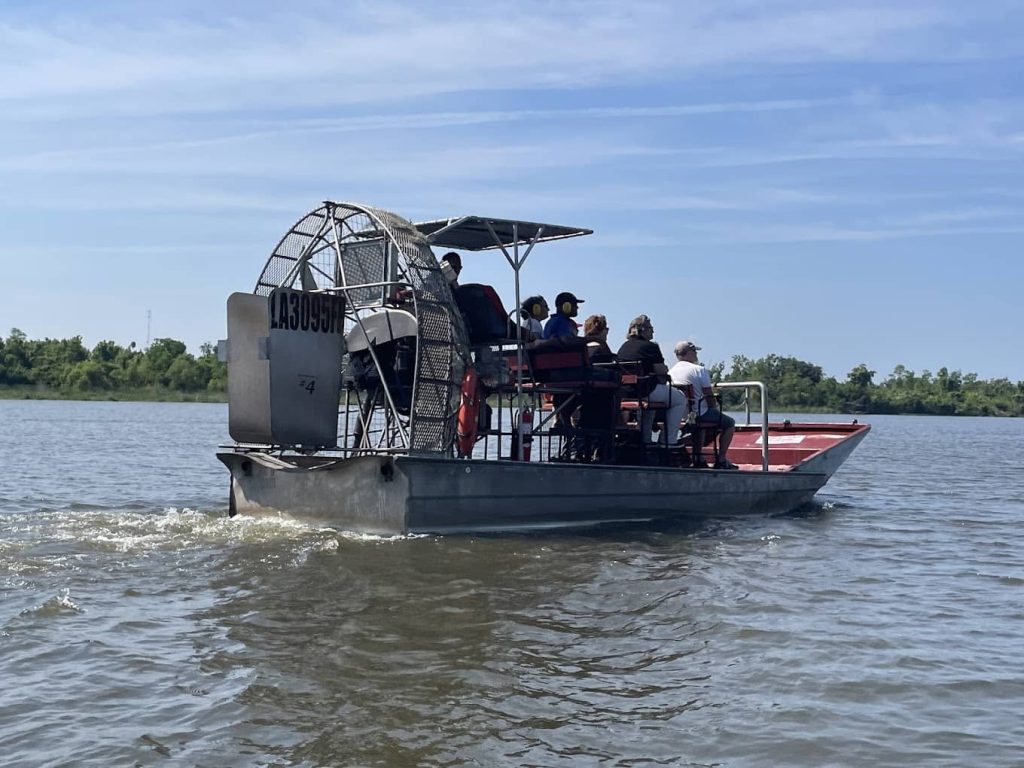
[672,382,697,412]
[529,344,589,383]
[503,336,622,387]
[499,341,587,384]
[453,283,514,344]
[617,360,657,398]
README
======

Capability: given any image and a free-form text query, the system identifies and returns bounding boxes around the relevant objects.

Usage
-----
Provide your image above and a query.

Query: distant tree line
[0,328,226,396]
[711,354,1024,417]
[2,330,1022,415]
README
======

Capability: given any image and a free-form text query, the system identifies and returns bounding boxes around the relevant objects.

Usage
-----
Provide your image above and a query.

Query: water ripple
[1,405,1024,766]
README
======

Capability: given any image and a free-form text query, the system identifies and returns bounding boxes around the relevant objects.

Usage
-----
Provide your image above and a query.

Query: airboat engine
[220,201,470,457]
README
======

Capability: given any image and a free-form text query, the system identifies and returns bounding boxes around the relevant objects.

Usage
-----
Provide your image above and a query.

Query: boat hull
[219,451,834,534]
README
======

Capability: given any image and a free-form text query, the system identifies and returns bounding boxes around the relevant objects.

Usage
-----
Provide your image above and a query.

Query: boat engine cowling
[222,286,347,448]
[343,309,419,415]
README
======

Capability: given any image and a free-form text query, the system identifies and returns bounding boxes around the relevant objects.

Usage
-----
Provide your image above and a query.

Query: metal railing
[714,380,769,471]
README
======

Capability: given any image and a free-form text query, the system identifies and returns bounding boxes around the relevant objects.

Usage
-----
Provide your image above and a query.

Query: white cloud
[686,222,1024,244]
[0,1,970,119]
[0,97,836,173]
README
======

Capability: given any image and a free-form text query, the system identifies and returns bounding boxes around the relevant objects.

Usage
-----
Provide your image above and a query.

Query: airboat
[217,201,870,534]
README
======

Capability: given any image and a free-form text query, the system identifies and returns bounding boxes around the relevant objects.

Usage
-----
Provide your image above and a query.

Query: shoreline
[0,387,226,404]
[1,387,1016,417]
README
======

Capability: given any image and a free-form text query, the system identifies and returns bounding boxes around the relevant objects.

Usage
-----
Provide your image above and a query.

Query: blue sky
[2,0,1022,382]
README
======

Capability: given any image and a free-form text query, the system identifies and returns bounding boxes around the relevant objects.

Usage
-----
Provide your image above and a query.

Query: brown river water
[1,400,1022,767]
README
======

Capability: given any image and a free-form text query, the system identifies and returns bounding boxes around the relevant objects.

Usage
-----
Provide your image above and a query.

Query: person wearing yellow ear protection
[519,295,549,338]
[542,291,584,339]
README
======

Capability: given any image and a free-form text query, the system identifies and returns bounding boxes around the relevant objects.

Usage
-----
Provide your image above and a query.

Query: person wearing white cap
[670,340,737,469]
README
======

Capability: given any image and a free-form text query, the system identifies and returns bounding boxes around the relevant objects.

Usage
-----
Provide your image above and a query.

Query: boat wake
[0,505,346,573]
[331,530,430,543]
[775,499,834,519]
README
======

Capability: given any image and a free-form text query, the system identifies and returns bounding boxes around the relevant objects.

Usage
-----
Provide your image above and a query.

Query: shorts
[698,409,735,429]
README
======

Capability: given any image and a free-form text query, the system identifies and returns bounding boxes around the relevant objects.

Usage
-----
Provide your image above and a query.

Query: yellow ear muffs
[532,304,545,319]
[561,301,573,314]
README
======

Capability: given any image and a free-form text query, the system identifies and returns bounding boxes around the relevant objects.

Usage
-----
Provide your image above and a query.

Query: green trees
[710,353,1022,417]
[0,328,227,399]
[727,354,834,409]
[1,328,1021,415]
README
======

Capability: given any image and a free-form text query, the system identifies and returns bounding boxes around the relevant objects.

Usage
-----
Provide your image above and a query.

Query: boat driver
[439,251,462,288]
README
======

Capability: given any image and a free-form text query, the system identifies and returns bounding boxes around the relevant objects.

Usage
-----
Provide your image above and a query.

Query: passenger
[543,291,583,339]
[578,313,618,461]
[520,295,549,339]
[439,251,462,288]
[670,340,737,469]
[616,314,686,446]
[582,314,615,363]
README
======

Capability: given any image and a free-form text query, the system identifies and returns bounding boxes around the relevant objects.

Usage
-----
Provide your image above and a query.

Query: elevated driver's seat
[453,283,518,345]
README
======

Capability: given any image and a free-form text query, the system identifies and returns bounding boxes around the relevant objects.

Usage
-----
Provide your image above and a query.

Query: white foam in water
[11,504,427,547]
[20,587,83,617]
[334,530,428,543]
[226,514,429,544]
[65,506,329,553]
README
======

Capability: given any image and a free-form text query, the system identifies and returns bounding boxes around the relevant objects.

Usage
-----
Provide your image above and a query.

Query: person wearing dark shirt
[578,314,618,460]
[616,314,686,445]
[543,291,583,339]
[539,292,583,438]
[582,313,615,363]
[440,251,462,288]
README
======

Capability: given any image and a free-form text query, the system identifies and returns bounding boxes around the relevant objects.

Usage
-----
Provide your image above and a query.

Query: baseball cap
[674,340,701,356]
[555,291,584,306]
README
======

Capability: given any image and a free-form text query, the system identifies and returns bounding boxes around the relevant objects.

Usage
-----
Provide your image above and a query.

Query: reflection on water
[200,530,716,766]
[1,402,1024,766]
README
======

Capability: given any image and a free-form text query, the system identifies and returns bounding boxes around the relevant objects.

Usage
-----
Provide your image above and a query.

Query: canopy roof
[415,216,592,252]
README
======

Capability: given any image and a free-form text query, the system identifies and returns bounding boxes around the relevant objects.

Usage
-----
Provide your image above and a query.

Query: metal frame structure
[416,216,592,458]
[253,201,470,457]
[247,205,771,470]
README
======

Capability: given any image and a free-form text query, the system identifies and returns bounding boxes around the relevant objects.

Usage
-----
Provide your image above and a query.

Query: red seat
[674,383,724,464]
[501,347,619,390]
[618,366,669,444]
[454,283,518,344]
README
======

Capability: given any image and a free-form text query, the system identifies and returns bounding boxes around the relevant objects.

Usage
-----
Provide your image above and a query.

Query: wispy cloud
[0,98,838,172]
[586,220,1024,248]
[0,1,973,119]
[680,219,1024,244]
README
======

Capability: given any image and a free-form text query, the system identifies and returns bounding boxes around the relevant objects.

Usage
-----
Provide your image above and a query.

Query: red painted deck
[725,421,870,470]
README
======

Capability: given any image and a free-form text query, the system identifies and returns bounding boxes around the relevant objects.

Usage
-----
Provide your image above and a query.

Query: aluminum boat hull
[218,424,868,533]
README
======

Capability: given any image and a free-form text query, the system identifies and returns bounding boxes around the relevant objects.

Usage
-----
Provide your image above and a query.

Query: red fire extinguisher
[514,406,533,461]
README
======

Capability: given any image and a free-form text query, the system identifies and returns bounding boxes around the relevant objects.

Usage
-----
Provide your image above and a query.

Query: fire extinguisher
[514,406,533,461]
